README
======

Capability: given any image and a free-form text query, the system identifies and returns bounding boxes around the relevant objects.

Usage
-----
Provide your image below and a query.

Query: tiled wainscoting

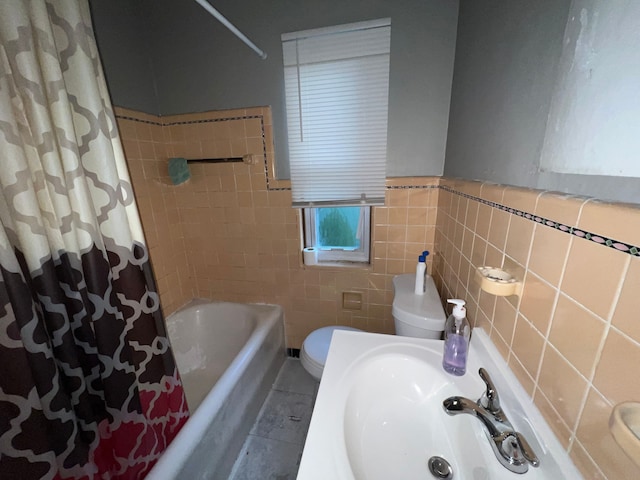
[116,106,640,479]
[434,178,640,479]
[115,106,439,347]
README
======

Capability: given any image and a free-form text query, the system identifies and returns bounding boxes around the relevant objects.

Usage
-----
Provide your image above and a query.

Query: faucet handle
[514,432,540,467]
[478,368,501,415]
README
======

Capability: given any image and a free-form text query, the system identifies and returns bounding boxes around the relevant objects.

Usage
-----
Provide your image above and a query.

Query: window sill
[303,260,371,271]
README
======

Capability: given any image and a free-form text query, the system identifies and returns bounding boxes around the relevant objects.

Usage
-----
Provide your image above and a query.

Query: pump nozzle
[447,299,466,319]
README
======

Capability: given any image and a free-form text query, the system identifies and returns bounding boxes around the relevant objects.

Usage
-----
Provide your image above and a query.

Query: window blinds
[282,18,391,207]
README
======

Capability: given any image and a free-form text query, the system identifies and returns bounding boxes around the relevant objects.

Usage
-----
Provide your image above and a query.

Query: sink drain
[428,456,453,479]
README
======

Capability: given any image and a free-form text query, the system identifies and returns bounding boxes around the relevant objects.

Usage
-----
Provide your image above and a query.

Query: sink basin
[297,329,583,480]
[343,347,488,480]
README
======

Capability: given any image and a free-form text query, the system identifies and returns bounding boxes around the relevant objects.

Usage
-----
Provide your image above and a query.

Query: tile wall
[117,106,640,478]
[434,177,640,479]
[115,106,439,348]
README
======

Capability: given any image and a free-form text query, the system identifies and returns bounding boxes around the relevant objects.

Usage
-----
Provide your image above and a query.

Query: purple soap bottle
[442,299,470,376]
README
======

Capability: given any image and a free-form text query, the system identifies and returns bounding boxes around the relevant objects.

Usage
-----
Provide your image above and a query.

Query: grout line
[535,221,571,381]
[533,385,576,447]
[570,438,608,480]
[609,321,640,349]
[566,254,633,452]
[565,200,597,449]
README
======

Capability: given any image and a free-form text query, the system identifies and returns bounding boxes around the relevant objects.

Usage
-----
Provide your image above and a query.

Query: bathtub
[147,300,285,480]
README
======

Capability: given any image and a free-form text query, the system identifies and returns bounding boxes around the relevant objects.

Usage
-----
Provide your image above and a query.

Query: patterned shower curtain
[0,1,189,479]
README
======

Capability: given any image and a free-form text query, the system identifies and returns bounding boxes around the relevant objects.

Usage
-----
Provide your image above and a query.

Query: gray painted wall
[91,0,459,180]
[89,0,159,115]
[444,0,640,204]
[540,0,640,179]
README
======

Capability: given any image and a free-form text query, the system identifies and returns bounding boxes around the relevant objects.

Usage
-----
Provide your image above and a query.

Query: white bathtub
[147,300,285,480]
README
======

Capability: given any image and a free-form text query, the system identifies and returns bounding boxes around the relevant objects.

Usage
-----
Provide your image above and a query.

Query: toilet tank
[392,273,446,338]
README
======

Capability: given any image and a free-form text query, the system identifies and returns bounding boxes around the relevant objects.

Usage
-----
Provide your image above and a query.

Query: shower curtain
[0,1,188,479]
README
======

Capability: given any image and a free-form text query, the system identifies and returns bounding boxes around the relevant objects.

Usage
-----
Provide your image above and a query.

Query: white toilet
[392,273,447,338]
[299,273,446,380]
[300,325,361,380]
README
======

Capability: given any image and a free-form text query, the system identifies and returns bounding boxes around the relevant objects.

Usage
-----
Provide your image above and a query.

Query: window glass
[304,206,370,263]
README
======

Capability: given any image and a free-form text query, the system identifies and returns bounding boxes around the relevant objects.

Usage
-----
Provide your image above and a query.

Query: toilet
[299,273,447,380]
[392,273,447,338]
[300,325,361,380]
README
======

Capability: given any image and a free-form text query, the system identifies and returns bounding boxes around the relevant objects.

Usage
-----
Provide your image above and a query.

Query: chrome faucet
[442,368,540,474]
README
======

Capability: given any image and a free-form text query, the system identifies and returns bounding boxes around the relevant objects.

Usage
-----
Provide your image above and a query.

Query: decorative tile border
[441,186,640,258]
[386,185,439,190]
[115,114,162,126]
[116,113,439,194]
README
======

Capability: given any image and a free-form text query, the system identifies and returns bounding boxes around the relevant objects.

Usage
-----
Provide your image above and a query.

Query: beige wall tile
[507,355,535,397]
[388,207,409,225]
[505,215,535,266]
[493,296,517,345]
[455,179,482,197]
[436,179,640,480]
[549,294,607,377]
[538,345,588,429]
[501,186,542,213]
[475,203,492,240]
[465,200,479,231]
[561,237,628,320]
[488,209,511,250]
[578,200,640,247]
[511,315,545,379]
[533,388,573,449]
[576,388,640,480]
[489,327,510,360]
[484,243,503,268]
[593,329,640,405]
[611,258,640,342]
[479,183,505,203]
[478,289,497,324]
[387,188,410,206]
[570,441,607,480]
[529,224,571,287]
[471,236,487,269]
[535,192,587,227]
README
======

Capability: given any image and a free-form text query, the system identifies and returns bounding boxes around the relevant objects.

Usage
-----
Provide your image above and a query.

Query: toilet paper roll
[303,247,318,266]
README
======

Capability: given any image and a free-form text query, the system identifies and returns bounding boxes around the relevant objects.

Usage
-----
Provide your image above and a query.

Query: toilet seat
[300,326,361,380]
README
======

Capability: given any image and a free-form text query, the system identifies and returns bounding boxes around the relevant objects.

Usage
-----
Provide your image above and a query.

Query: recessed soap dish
[610,402,640,467]
[476,266,522,297]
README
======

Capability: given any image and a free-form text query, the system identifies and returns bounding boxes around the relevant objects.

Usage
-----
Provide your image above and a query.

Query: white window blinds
[282,19,391,207]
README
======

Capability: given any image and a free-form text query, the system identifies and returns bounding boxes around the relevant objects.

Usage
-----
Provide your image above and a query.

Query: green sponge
[168,158,191,185]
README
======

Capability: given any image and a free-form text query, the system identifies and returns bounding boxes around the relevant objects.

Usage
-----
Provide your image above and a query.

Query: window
[304,206,370,263]
[282,19,390,264]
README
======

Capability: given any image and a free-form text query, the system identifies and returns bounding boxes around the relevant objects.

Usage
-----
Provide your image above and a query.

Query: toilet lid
[303,326,360,365]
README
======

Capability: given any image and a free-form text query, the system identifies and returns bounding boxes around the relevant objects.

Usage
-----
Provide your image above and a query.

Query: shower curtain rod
[193,0,267,60]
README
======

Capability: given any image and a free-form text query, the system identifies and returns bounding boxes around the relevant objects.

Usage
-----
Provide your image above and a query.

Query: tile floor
[229,358,319,480]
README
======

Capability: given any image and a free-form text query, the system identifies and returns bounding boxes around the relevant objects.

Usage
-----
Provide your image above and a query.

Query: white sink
[342,346,490,480]
[297,329,583,480]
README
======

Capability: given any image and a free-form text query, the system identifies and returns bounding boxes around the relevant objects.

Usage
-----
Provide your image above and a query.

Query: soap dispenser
[442,299,470,376]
